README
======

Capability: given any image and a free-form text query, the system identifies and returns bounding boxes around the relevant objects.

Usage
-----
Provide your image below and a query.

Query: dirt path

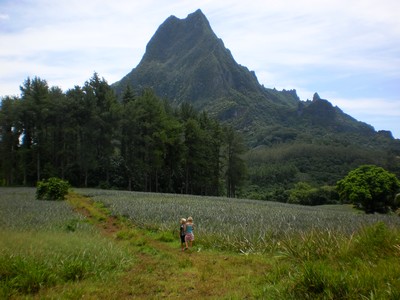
[67,192,271,299]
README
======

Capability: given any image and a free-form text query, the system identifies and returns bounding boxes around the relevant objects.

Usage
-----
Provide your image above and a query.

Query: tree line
[0,73,246,197]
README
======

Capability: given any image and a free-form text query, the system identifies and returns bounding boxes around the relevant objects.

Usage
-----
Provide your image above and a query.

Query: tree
[182,118,204,194]
[0,96,21,185]
[198,111,222,195]
[125,88,169,192]
[223,126,247,197]
[81,73,120,187]
[19,77,51,184]
[122,85,136,105]
[336,165,400,213]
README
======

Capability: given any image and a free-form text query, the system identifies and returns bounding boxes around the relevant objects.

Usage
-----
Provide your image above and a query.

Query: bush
[36,177,71,201]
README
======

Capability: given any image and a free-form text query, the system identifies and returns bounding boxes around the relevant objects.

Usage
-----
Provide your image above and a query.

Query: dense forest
[0,74,246,197]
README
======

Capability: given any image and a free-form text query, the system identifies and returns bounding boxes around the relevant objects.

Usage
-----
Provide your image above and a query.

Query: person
[179,218,186,251]
[184,216,194,250]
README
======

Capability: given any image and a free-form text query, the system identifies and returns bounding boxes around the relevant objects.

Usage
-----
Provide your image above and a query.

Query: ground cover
[1,187,400,299]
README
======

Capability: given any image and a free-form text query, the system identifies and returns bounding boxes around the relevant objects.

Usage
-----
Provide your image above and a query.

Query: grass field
[0,188,133,299]
[1,187,400,299]
[78,188,400,253]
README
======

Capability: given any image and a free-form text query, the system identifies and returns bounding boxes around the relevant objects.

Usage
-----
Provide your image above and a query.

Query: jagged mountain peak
[164,8,208,24]
[113,9,269,113]
[185,9,209,25]
[112,10,383,142]
[142,9,216,64]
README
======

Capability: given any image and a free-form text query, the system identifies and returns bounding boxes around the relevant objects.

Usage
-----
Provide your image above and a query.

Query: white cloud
[0,13,9,21]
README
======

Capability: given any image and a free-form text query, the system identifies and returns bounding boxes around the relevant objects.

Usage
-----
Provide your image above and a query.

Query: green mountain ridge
[112,9,392,146]
[112,9,400,195]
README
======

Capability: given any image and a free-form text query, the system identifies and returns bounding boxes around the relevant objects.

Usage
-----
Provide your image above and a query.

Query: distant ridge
[112,9,394,145]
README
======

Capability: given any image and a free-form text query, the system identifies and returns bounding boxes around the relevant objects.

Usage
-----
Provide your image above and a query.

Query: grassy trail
[48,192,272,299]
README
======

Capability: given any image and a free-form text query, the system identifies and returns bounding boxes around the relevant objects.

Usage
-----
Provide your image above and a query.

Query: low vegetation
[0,188,133,299]
[36,177,71,201]
[1,187,400,299]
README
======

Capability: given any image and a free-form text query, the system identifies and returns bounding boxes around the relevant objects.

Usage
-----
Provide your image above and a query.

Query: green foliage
[288,183,339,206]
[337,165,400,213]
[36,177,71,201]
[0,188,133,297]
[246,142,392,190]
[154,231,175,243]
[1,74,246,196]
[0,254,58,294]
[347,222,398,260]
[288,182,313,205]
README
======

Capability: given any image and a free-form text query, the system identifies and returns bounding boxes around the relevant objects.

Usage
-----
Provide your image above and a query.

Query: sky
[1,0,399,138]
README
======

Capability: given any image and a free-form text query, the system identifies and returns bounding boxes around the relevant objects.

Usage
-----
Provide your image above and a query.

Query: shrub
[36,177,71,201]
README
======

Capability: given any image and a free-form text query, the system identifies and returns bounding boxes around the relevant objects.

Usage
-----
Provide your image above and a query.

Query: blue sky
[1,0,399,138]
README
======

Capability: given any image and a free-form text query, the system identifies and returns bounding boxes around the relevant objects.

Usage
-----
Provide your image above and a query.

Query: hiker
[184,216,194,250]
[179,218,186,251]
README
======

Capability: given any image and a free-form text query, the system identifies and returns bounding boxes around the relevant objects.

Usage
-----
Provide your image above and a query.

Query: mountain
[113,9,390,145]
[113,9,265,105]
[113,10,299,130]
[112,9,400,195]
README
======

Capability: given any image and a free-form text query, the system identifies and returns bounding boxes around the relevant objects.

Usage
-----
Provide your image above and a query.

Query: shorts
[180,235,185,243]
[185,233,194,242]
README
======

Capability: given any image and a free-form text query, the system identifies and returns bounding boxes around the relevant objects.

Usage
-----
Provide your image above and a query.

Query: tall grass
[0,188,133,298]
[0,230,133,295]
[265,222,400,299]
